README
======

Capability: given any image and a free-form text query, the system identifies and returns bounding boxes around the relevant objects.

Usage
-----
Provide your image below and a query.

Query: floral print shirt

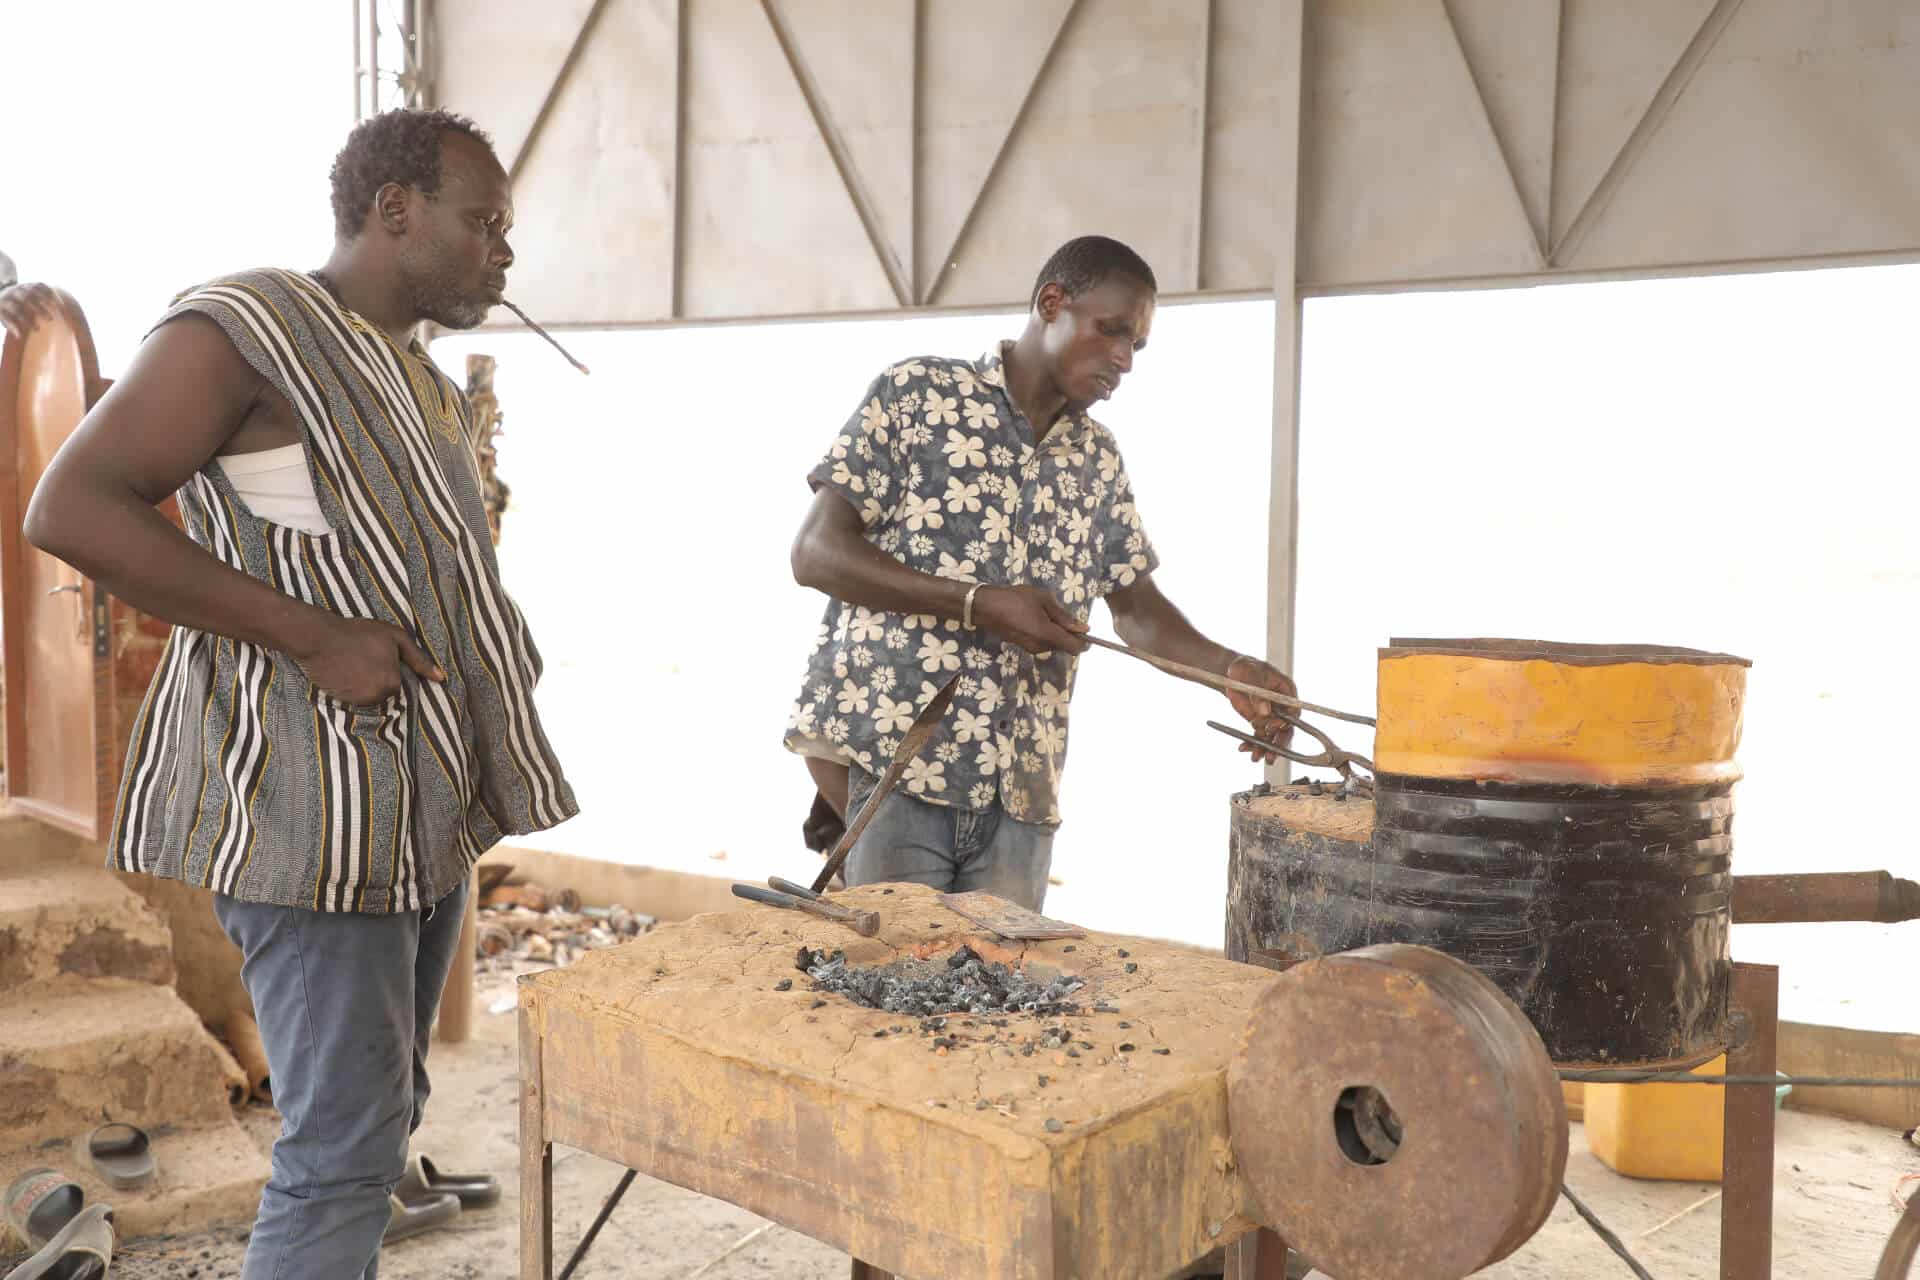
[784,342,1158,828]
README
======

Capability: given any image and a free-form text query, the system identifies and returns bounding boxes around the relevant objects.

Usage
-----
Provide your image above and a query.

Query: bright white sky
[6,2,1914,1030]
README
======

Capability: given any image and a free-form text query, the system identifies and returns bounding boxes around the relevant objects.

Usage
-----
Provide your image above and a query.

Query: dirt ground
[27,958,1917,1280]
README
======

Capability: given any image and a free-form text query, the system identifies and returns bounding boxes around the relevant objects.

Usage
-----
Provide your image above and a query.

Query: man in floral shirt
[786,236,1295,910]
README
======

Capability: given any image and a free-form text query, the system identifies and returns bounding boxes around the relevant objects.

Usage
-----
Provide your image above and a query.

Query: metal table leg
[1720,962,1779,1280]
[1226,1227,1292,1279]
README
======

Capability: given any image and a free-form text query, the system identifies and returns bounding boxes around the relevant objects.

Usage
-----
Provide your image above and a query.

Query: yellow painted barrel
[1375,639,1748,786]
[1359,640,1749,1065]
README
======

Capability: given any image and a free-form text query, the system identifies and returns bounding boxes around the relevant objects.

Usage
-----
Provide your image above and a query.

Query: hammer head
[844,909,880,937]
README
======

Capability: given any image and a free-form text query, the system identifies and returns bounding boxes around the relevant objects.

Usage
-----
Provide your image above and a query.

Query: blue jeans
[843,768,1056,910]
[213,879,470,1280]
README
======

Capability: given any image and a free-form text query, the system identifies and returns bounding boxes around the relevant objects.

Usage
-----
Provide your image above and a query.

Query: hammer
[731,881,880,937]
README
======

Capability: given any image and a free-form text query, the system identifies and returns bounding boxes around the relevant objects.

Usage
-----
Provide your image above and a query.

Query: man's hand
[974,585,1089,656]
[0,283,59,342]
[1226,654,1298,763]
[289,615,445,707]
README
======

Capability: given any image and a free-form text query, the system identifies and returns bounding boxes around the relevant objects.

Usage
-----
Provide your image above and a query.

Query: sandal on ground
[394,1155,500,1210]
[2,1203,114,1280]
[4,1171,83,1253]
[85,1124,155,1191]
[381,1191,459,1243]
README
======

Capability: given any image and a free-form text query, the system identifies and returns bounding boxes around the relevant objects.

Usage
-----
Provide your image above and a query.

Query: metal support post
[1720,961,1779,1280]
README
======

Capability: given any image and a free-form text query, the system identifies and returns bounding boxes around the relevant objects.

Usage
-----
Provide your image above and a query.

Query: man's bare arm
[24,314,441,703]
[1106,572,1296,758]
[789,486,1087,655]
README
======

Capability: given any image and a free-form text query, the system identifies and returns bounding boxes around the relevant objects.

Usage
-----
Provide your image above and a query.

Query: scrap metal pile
[477,874,653,968]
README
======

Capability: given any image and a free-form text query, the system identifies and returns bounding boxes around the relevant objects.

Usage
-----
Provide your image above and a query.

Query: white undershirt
[215,443,329,535]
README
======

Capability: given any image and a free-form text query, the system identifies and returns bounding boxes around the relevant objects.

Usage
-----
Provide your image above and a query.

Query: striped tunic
[110,269,576,913]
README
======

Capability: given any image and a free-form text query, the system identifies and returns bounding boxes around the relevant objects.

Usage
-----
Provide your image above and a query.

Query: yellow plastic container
[1585,1055,1727,1182]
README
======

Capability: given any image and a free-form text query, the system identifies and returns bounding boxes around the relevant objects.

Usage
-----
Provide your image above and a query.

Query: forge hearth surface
[799,944,1091,1020]
[521,883,1280,1279]
[527,883,1272,1131]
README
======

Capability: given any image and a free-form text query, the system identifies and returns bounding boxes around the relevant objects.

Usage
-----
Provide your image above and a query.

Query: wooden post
[437,868,479,1043]
[521,996,554,1280]
[1720,962,1779,1280]
[849,1262,894,1280]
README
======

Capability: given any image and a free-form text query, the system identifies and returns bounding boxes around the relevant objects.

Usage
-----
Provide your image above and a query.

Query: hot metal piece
[1227,944,1566,1280]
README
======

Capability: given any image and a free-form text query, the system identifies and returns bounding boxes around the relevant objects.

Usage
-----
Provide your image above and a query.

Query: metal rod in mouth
[502,299,591,375]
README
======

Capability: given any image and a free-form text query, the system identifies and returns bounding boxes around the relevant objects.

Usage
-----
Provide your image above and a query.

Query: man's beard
[403,239,491,330]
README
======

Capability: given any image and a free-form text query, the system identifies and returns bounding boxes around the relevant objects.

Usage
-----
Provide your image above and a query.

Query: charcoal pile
[798,944,1085,1018]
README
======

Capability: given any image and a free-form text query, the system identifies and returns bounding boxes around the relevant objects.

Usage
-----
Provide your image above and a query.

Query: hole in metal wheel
[1333,1085,1402,1166]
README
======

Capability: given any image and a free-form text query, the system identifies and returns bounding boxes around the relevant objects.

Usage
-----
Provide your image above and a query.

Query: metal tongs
[1079,634,1377,794]
[1206,716,1375,796]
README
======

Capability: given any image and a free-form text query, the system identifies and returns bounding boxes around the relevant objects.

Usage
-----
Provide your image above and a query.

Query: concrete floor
[42,963,1918,1280]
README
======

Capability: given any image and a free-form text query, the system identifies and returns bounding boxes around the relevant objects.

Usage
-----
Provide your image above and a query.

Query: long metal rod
[812,675,960,893]
[1083,635,1376,727]
[671,0,689,318]
[502,300,591,375]
[557,1169,636,1280]
[1545,0,1567,257]
[1560,1070,1915,1087]
[1562,1184,1657,1280]
[1265,0,1309,693]
[1731,870,1920,924]
[368,0,379,118]
[910,0,924,299]
[1193,0,1215,292]
[413,0,433,108]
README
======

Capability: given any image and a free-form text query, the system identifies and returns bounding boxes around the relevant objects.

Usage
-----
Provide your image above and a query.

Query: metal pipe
[1732,871,1920,924]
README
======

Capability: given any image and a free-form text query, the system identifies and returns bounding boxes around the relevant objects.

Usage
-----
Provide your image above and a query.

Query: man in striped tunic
[25,110,575,1278]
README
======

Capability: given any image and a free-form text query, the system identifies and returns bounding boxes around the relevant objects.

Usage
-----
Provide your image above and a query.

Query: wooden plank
[520,994,554,1280]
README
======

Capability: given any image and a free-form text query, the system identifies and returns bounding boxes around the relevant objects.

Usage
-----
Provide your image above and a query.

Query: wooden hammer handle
[733,882,879,936]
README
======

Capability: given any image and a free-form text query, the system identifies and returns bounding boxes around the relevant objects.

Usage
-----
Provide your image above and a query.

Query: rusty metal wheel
[1877,1191,1920,1279]
[1227,944,1567,1280]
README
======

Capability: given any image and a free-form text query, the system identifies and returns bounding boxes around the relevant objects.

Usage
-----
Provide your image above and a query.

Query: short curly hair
[329,109,496,239]
[1029,235,1158,307]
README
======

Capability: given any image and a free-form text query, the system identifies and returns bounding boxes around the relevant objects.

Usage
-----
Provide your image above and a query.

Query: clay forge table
[518,882,1280,1280]
[518,883,1566,1280]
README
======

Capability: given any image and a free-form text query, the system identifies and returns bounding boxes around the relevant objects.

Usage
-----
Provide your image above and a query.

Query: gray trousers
[213,879,470,1280]
[843,768,1056,910]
